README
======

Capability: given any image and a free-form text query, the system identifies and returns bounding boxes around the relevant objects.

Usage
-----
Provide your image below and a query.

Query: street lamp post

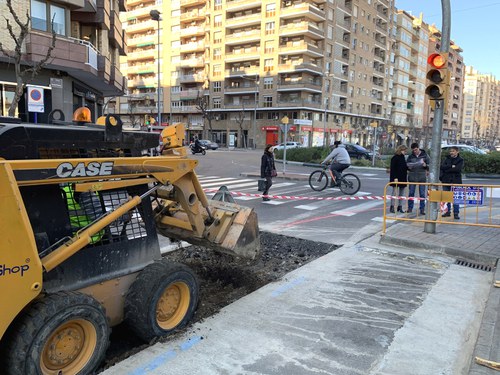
[323,97,328,147]
[150,10,161,131]
[239,75,258,148]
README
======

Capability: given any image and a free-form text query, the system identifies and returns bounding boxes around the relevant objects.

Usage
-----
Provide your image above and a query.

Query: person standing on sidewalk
[389,145,408,213]
[440,146,464,219]
[406,142,430,215]
[260,144,277,201]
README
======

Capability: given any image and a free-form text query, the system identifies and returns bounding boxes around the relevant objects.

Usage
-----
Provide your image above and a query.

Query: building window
[265,41,274,53]
[264,59,274,72]
[213,98,221,109]
[265,22,275,35]
[214,15,222,27]
[213,48,221,60]
[214,32,222,44]
[213,81,221,92]
[263,95,273,107]
[213,64,221,77]
[264,77,273,89]
[266,4,276,17]
[31,0,66,35]
[214,0,222,10]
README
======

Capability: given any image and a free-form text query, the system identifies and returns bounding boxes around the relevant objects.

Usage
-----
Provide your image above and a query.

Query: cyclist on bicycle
[321,140,351,186]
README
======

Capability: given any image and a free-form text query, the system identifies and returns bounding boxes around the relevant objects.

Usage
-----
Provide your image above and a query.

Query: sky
[395,0,500,78]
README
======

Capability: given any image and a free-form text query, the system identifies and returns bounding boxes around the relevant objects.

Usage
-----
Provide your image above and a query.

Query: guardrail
[382,182,500,233]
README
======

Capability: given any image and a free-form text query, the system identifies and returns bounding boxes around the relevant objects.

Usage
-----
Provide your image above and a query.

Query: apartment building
[390,11,428,147]
[462,66,500,146]
[121,0,395,148]
[0,0,126,122]
[425,25,464,146]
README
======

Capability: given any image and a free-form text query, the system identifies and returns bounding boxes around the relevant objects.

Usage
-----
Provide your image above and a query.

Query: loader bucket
[156,200,260,260]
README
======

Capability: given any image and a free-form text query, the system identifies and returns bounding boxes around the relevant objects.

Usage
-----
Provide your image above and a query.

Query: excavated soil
[100,232,338,371]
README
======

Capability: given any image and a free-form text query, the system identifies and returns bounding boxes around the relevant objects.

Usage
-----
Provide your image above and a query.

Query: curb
[468,266,500,375]
[380,233,498,266]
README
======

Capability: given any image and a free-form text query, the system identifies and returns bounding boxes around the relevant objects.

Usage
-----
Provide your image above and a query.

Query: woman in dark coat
[260,144,276,201]
[389,145,408,213]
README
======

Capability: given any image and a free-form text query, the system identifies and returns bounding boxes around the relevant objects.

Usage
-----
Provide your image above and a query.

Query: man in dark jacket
[406,143,430,215]
[440,146,464,219]
[260,144,276,201]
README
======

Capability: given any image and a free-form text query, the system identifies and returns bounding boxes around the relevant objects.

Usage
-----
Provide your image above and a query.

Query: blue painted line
[271,276,306,297]
[128,336,203,375]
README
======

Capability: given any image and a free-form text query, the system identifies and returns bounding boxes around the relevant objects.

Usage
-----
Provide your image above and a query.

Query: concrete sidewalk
[101,218,500,375]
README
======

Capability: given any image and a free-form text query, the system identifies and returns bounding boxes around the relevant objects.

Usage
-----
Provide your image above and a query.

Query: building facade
[120,0,396,148]
[0,0,126,123]
[462,66,500,147]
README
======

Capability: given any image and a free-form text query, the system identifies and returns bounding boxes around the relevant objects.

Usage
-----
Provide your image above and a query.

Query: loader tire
[124,259,199,342]
[3,291,109,375]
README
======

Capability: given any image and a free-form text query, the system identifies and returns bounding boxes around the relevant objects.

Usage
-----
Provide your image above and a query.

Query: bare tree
[128,101,141,129]
[196,92,214,139]
[234,103,247,148]
[0,0,56,117]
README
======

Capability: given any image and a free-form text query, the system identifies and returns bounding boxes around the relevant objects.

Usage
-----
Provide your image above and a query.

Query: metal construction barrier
[382,182,500,233]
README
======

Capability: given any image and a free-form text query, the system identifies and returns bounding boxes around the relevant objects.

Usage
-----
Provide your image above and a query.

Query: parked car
[199,139,219,150]
[274,142,303,150]
[343,143,371,160]
[441,144,486,155]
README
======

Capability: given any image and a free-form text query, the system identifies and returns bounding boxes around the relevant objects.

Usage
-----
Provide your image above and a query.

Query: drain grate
[455,259,494,272]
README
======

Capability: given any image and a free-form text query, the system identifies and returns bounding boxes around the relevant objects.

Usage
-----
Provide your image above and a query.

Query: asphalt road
[190,148,499,245]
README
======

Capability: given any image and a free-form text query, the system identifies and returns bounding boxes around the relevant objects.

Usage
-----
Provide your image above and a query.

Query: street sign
[280,124,291,133]
[452,186,484,205]
[27,85,44,113]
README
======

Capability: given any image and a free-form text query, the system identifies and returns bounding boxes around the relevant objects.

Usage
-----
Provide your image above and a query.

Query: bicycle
[308,164,361,195]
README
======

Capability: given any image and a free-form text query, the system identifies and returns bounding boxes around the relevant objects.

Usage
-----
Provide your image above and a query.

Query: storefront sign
[293,119,313,125]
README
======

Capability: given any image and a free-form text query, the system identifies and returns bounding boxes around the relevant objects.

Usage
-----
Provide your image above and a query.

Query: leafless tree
[234,103,248,149]
[196,92,215,139]
[0,0,56,117]
[128,101,141,129]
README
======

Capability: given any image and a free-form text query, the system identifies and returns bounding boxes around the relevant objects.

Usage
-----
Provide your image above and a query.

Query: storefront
[262,126,279,146]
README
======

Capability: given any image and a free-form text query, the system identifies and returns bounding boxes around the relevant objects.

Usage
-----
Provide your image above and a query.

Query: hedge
[274,147,500,174]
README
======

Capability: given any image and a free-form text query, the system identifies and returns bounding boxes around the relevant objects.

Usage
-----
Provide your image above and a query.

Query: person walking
[440,146,464,219]
[260,144,277,201]
[388,145,408,213]
[406,142,430,215]
[321,140,351,186]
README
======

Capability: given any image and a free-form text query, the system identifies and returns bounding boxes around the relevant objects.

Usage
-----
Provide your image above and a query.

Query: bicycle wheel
[339,173,361,195]
[309,170,328,191]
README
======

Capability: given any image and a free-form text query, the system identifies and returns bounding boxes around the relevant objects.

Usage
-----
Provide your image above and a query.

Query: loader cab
[0,110,162,292]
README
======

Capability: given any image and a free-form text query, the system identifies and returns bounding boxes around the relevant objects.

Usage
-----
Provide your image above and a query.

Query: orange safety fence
[382,182,500,234]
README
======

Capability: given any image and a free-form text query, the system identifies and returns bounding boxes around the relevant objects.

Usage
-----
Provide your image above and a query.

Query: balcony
[179,57,205,67]
[128,77,157,88]
[125,4,156,19]
[110,64,125,92]
[226,47,261,62]
[180,40,205,53]
[278,62,323,75]
[180,89,203,100]
[180,9,206,22]
[280,21,325,40]
[226,12,261,29]
[225,66,260,77]
[180,25,206,37]
[125,19,156,34]
[179,73,206,83]
[25,32,124,95]
[276,99,321,109]
[277,81,322,93]
[180,0,206,7]
[280,3,325,22]
[225,29,261,45]
[127,48,156,60]
[226,0,262,12]
[127,34,155,47]
[126,64,155,74]
[278,41,323,57]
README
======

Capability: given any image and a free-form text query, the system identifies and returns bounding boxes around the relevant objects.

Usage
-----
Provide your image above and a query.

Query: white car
[274,142,303,150]
[441,144,486,155]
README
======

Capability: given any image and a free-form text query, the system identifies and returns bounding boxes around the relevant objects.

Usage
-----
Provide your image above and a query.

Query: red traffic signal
[426,53,449,102]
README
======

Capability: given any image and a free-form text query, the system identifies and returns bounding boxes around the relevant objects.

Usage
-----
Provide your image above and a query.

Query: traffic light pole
[424,0,451,234]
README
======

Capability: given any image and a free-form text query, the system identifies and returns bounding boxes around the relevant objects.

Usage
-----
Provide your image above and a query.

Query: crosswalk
[197,175,386,219]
